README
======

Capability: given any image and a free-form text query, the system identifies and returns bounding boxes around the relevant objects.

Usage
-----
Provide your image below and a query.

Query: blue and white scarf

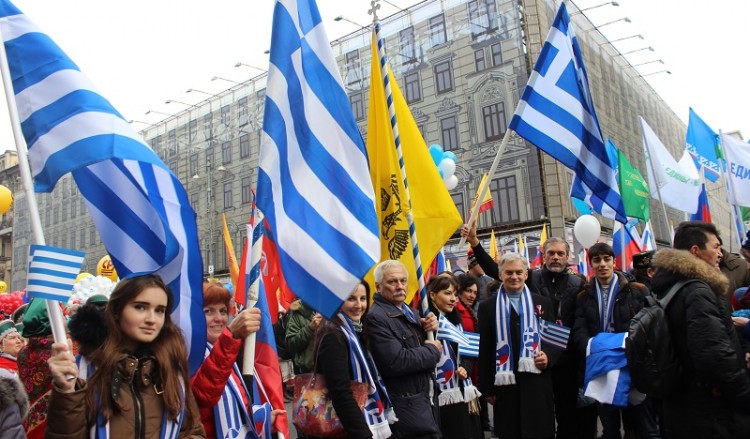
[203,344,261,439]
[435,317,481,405]
[494,286,541,385]
[76,355,186,439]
[335,313,396,439]
[595,275,620,333]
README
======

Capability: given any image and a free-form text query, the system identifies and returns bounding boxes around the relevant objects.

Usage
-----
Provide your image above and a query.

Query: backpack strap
[658,279,701,308]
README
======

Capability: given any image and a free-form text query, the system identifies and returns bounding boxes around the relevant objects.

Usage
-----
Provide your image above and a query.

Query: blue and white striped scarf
[203,344,261,439]
[595,276,620,333]
[335,313,396,439]
[76,355,185,439]
[494,286,541,386]
[436,319,481,405]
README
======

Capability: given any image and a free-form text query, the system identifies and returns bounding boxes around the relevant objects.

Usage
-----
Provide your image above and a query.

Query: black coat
[312,325,373,439]
[527,267,586,327]
[365,294,441,438]
[572,271,648,357]
[478,291,556,439]
[651,249,750,438]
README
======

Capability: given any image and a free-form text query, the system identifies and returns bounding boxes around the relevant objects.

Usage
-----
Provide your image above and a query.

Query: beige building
[15,0,739,282]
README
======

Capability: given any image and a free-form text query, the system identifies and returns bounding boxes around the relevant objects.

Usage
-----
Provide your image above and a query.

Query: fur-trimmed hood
[653,248,729,296]
[0,375,28,420]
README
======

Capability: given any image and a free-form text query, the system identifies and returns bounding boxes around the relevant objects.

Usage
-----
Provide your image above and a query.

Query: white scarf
[596,275,620,333]
[494,285,541,386]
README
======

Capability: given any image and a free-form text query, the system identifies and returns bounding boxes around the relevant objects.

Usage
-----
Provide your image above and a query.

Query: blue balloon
[442,151,457,162]
[438,168,444,179]
[224,282,234,294]
[429,144,444,165]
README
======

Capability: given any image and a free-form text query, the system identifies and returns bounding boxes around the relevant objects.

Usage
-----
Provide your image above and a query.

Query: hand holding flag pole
[0,25,71,376]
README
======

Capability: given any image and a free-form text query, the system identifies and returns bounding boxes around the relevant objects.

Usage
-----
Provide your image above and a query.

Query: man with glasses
[366,260,442,438]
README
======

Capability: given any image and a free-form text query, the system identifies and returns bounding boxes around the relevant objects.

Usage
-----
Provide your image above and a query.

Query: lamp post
[334,15,370,32]
[211,76,241,85]
[603,34,644,45]
[639,69,671,78]
[617,46,654,56]
[195,160,226,277]
[235,62,266,73]
[165,99,200,109]
[632,59,664,67]
[579,1,619,12]
[144,109,171,117]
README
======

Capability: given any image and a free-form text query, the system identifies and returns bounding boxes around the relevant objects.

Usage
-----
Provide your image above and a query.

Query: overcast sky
[0,0,747,152]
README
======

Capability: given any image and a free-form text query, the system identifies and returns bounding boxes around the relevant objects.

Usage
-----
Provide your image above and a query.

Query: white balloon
[438,158,456,178]
[573,214,601,248]
[444,175,458,190]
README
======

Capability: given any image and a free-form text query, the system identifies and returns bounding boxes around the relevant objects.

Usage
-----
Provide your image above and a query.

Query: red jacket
[190,328,249,439]
[455,300,476,333]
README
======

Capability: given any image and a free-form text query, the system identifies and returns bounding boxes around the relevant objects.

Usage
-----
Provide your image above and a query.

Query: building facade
[14,0,739,283]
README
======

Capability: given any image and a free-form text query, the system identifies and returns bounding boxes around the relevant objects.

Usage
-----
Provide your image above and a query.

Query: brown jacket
[45,355,205,439]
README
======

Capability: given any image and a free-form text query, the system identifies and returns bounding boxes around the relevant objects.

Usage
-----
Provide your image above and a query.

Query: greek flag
[256,0,380,318]
[570,140,626,223]
[0,0,205,374]
[539,320,570,351]
[26,245,85,302]
[509,3,626,221]
[437,314,471,347]
[458,331,480,358]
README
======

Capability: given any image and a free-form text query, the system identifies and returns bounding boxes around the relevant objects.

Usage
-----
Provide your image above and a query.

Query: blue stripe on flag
[458,331,480,358]
[26,244,84,302]
[437,314,471,347]
[540,320,570,350]
[255,0,380,318]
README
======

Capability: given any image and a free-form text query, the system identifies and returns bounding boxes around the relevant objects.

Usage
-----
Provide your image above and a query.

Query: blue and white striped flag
[437,314,471,347]
[509,3,626,221]
[0,0,205,374]
[27,244,84,302]
[570,140,627,223]
[458,331,480,358]
[539,320,570,351]
[256,0,380,318]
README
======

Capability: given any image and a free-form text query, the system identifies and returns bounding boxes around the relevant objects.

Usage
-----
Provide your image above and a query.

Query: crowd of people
[0,219,748,438]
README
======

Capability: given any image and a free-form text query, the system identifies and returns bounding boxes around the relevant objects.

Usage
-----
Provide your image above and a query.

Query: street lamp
[578,1,619,12]
[603,34,644,45]
[334,15,369,31]
[595,17,631,28]
[235,62,266,72]
[165,99,200,109]
[186,88,220,98]
[211,76,241,85]
[639,69,671,78]
[144,109,171,117]
[632,59,664,67]
[617,46,654,56]
[193,160,227,276]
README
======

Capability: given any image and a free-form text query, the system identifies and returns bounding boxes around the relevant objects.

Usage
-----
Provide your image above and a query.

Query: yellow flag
[540,223,548,248]
[470,173,494,217]
[365,34,462,303]
[489,229,499,262]
[221,213,239,289]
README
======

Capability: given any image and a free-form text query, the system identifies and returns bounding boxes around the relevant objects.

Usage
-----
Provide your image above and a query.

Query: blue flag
[510,3,626,221]
[256,0,380,318]
[570,139,626,223]
[0,0,205,374]
[686,108,721,182]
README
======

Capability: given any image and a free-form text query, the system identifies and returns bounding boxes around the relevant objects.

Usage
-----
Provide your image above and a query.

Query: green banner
[618,149,650,222]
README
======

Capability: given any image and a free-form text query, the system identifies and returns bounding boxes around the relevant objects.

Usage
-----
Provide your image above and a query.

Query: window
[238,97,249,126]
[429,14,447,46]
[221,141,232,164]
[451,192,465,220]
[80,199,86,215]
[345,50,361,85]
[468,0,498,38]
[491,175,519,223]
[61,233,67,249]
[70,200,77,219]
[404,72,422,103]
[482,102,507,141]
[223,182,233,210]
[70,229,76,249]
[190,154,199,177]
[61,203,68,222]
[189,119,198,143]
[474,49,486,71]
[90,226,97,246]
[440,116,459,151]
[240,134,250,158]
[190,192,199,212]
[168,129,176,155]
[205,144,214,164]
[221,105,231,127]
[399,27,416,63]
[45,210,50,227]
[203,113,213,139]
[80,227,86,248]
[434,60,454,94]
[490,43,502,66]
[350,93,364,121]
[241,177,252,204]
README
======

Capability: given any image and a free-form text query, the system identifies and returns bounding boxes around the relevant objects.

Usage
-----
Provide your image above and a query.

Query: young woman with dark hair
[46,274,205,438]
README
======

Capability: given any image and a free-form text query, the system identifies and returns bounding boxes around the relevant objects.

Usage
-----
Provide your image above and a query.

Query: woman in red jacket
[190,281,278,439]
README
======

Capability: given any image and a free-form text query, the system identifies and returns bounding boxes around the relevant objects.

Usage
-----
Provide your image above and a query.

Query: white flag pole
[242,210,264,376]
[718,131,745,249]
[641,119,674,247]
[0,28,69,357]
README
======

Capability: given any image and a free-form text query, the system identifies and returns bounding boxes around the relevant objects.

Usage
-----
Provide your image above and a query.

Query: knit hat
[11,303,28,332]
[0,319,17,342]
[632,251,655,269]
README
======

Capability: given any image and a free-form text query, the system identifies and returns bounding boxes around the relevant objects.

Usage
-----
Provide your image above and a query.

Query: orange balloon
[96,255,118,282]
[0,186,12,215]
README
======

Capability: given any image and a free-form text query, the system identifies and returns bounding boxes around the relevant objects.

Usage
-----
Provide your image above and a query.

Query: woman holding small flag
[45,274,206,438]
[190,281,278,439]
[428,275,483,439]
[309,281,395,439]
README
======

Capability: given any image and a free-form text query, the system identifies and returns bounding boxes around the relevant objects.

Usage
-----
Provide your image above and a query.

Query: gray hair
[374,260,408,283]
[543,236,570,254]
[498,252,529,271]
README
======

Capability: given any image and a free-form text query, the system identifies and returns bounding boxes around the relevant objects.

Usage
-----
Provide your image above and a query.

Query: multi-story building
[16,0,739,282]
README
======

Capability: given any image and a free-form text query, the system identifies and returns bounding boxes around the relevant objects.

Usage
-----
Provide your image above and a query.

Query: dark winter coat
[311,324,373,439]
[572,272,649,357]
[527,267,586,327]
[0,376,28,439]
[365,294,441,438]
[477,291,556,439]
[651,249,750,438]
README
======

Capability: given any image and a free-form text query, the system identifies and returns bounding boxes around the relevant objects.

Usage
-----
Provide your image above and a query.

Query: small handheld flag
[26,245,84,302]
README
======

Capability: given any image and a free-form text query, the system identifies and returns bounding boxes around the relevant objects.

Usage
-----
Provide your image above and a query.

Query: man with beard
[365,260,443,438]
[651,221,750,438]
